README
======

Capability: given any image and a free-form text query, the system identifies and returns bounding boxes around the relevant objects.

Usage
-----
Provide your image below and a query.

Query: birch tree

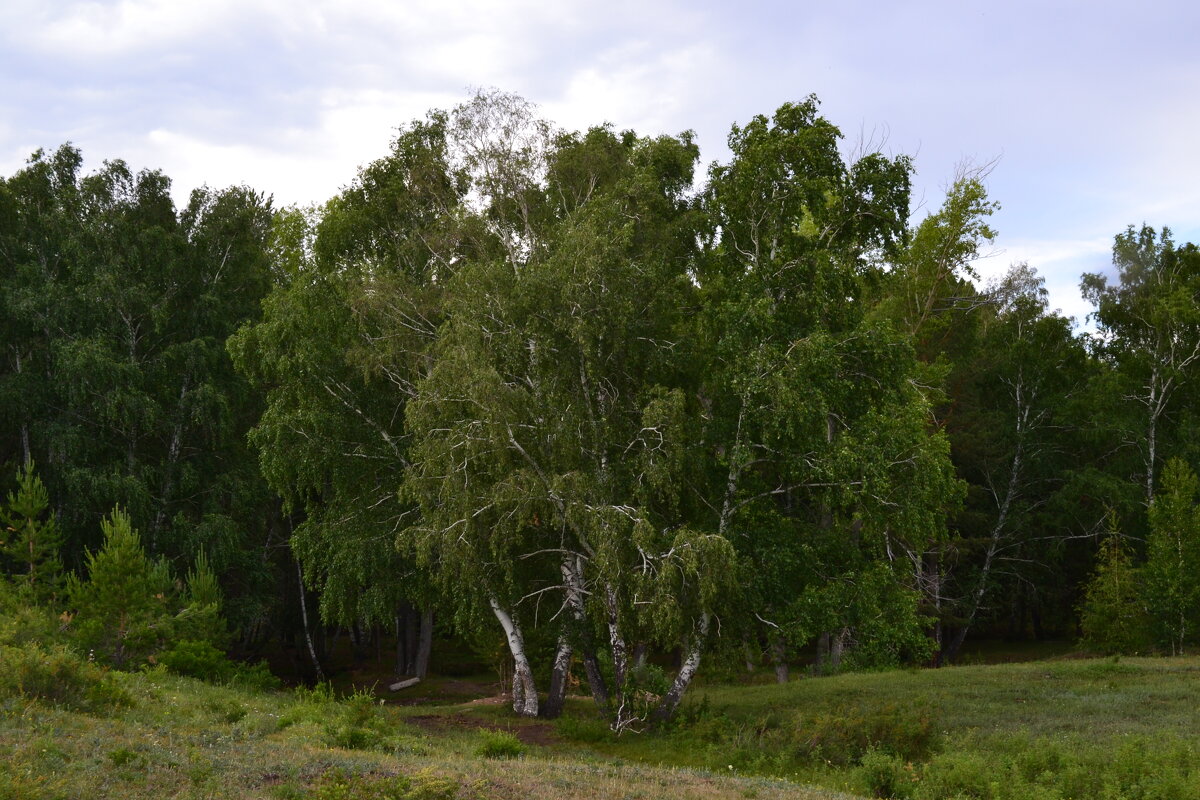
[229,114,463,675]
[1082,226,1200,506]
[405,120,735,724]
[937,265,1088,661]
[694,98,956,676]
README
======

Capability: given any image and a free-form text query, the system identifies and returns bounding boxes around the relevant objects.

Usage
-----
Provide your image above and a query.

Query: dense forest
[3,90,1200,726]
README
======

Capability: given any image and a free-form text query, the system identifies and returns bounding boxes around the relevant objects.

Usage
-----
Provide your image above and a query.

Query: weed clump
[475,729,524,759]
[304,768,460,800]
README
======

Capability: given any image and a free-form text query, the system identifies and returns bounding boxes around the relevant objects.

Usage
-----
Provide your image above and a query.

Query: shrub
[324,689,389,751]
[157,639,235,682]
[0,641,131,711]
[231,659,281,691]
[476,729,524,759]
[0,595,65,648]
[793,701,940,766]
[858,748,916,799]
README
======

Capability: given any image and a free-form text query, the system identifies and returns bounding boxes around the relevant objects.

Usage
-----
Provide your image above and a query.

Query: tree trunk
[829,627,848,671]
[605,584,628,699]
[632,642,648,671]
[540,634,573,719]
[394,613,406,678]
[651,612,710,726]
[562,557,609,710]
[770,636,789,684]
[296,558,325,682]
[405,606,419,675]
[14,349,31,465]
[581,648,610,711]
[490,598,538,717]
[415,608,433,679]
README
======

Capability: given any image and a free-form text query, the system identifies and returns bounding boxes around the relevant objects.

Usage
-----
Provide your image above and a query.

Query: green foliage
[0,144,277,640]
[0,579,66,647]
[175,549,229,647]
[475,729,525,759]
[857,748,918,799]
[320,689,416,754]
[898,734,1200,800]
[229,659,282,691]
[791,562,936,672]
[1082,226,1200,511]
[67,507,173,667]
[1144,458,1200,653]
[1079,528,1154,655]
[67,508,232,670]
[0,641,132,711]
[0,460,62,603]
[157,639,235,682]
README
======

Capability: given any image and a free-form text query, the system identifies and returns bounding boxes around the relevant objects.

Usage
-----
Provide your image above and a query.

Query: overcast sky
[4,0,1198,326]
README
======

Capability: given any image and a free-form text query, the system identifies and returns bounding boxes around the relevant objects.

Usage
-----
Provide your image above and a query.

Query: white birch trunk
[490,598,538,717]
[651,612,710,725]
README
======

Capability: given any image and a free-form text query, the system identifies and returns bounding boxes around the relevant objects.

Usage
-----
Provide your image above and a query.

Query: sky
[3,0,1198,326]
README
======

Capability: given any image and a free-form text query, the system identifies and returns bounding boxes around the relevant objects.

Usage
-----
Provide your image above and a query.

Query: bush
[0,642,131,712]
[793,701,940,766]
[157,639,234,682]
[324,689,390,751]
[859,749,917,799]
[476,729,524,759]
[0,597,65,648]
[231,659,281,691]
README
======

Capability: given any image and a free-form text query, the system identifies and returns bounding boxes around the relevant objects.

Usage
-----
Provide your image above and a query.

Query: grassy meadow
[5,652,1200,799]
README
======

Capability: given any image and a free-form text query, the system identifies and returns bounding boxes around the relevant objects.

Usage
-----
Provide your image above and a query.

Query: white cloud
[4,0,1199,328]
[29,0,246,56]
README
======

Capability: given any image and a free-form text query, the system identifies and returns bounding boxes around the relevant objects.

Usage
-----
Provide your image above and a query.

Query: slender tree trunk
[490,598,538,717]
[581,648,609,710]
[770,636,789,684]
[829,627,847,671]
[1147,405,1159,505]
[562,557,609,709]
[296,558,325,682]
[605,584,628,699]
[415,608,433,679]
[650,612,710,725]
[398,614,412,676]
[14,349,31,465]
[632,642,648,671]
[540,634,573,719]
[405,606,419,674]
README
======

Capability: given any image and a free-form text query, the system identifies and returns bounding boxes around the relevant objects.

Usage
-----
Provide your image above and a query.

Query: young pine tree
[1144,458,1200,654]
[175,550,228,647]
[67,508,173,667]
[0,461,63,604]
[1079,519,1153,655]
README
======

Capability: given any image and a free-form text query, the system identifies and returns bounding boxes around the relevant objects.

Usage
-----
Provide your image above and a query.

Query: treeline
[2,91,1199,724]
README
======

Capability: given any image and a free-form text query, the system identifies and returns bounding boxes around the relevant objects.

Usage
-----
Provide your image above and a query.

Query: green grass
[0,665,847,799]
[8,653,1200,799]
[550,655,1200,798]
